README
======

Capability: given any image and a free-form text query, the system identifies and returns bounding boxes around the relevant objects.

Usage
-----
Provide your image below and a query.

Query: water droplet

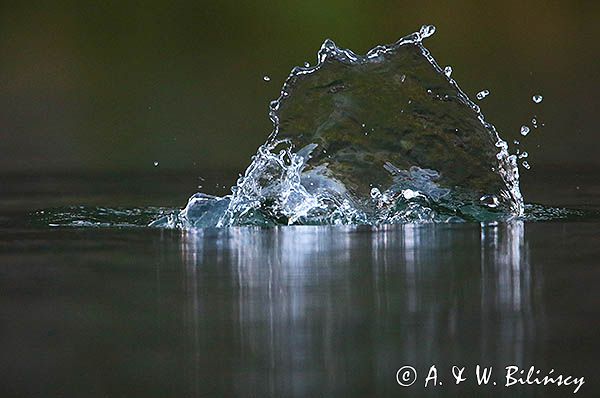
[370,187,381,199]
[304,62,310,67]
[153,161,159,167]
[532,94,543,103]
[263,75,271,82]
[444,66,452,77]
[476,90,490,100]
[513,139,520,145]
[518,151,528,159]
[522,160,531,169]
[532,118,537,128]
[419,25,436,39]
[520,125,530,136]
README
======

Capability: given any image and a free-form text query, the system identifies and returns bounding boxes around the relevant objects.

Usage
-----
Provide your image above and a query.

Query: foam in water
[151,25,525,228]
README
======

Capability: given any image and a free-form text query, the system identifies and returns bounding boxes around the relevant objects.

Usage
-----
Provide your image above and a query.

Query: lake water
[0,172,598,397]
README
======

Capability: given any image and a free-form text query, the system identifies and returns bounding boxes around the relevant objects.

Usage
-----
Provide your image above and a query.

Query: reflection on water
[177,222,540,396]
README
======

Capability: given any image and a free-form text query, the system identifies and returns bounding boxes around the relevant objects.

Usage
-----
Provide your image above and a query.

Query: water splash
[152,25,528,228]
[24,27,596,229]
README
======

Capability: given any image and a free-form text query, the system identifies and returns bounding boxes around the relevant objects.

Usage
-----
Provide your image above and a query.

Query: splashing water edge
[29,26,593,230]
[27,203,599,229]
[152,25,524,229]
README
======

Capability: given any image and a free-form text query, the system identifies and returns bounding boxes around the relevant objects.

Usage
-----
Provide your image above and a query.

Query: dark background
[0,4,598,397]
[1,1,598,192]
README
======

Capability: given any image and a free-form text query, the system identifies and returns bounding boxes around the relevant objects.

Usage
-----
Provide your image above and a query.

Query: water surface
[1,173,598,397]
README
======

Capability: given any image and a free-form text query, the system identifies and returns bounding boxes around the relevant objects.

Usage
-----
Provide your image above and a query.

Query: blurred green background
[1,0,598,178]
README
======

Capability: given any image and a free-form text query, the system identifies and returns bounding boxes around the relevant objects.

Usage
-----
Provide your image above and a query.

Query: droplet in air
[153,161,159,167]
[419,25,436,39]
[518,151,528,159]
[304,62,310,67]
[370,187,381,199]
[532,94,543,103]
[444,66,453,77]
[522,161,531,169]
[532,118,537,128]
[476,90,490,100]
[263,75,271,82]
[520,125,530,136]
[513,140,520,145]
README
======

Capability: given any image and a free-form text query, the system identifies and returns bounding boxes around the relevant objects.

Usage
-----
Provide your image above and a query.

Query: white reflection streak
[180,229,202,398]
[193,226,353,396]
[481,221,528,311]
[402,224,418,313]
[480,220,533,364]
[176,222,539,396]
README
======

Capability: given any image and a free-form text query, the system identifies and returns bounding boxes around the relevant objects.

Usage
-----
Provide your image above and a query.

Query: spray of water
[152,25,525,228]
